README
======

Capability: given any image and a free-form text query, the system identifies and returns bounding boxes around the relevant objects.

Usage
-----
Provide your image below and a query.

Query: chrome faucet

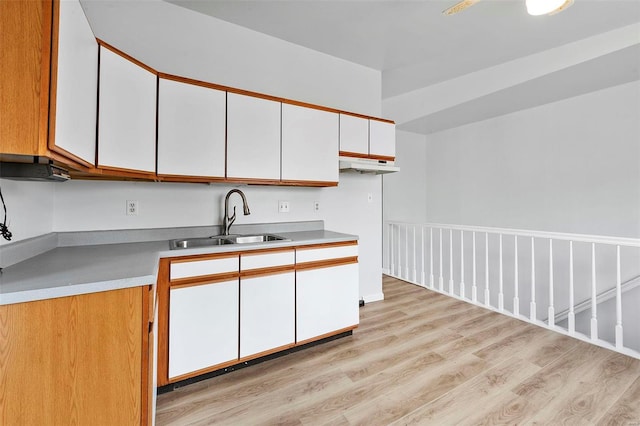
[223,189,250,235]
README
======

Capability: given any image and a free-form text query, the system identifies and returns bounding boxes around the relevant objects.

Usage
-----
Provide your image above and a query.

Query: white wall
[422,81,640,238]
[4,0,384,301]
[0,180,54,246]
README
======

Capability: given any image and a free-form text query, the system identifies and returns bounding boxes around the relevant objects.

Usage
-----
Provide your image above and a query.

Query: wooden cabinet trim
[296,325,358,346]
[240,265,295,279]
[140,284,151,426]
[240,247,295,257]
[295,241,358,251]
[339,151,395,162]
[169,273,240,288]
[170,252,239,264]
[238,343,296,364]
[157,259,171,386]
[157,72,393,125]
[96,38,158,75]
[167,357,241,384]
[295,256,358,272]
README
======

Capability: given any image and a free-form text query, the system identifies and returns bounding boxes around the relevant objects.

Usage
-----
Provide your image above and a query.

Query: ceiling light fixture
[525,0,574,16]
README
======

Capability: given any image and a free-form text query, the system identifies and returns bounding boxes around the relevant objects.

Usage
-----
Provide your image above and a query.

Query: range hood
[339,157,400,175]
[0,162,70,182]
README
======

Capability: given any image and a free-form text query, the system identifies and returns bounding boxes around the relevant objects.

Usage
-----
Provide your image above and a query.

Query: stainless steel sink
[225,234,290,244]
[169,237,234,250]
[169,234,290,250]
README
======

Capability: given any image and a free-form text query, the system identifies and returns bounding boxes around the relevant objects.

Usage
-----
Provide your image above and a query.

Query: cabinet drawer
[170,255,239,281]
[296,243,358,263]
[241,250,295,271]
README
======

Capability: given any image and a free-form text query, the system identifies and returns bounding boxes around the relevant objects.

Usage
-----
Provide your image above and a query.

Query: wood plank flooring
[156,276,640,425]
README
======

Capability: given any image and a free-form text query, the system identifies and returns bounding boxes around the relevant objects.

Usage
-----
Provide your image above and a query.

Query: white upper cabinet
[157,79,225,177]
[97,46,156,173]
[369,120,396,159]
[227,93,281,181]
[52,0,98,165]
[339,114,368,156]
[281,104,339,183]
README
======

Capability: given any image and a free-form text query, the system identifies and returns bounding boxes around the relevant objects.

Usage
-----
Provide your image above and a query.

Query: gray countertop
[0,223,357,306]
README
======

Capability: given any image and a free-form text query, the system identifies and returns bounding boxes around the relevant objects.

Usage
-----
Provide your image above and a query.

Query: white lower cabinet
[240,272,295,358]
[168,280,239,379]
[296,262,359,342]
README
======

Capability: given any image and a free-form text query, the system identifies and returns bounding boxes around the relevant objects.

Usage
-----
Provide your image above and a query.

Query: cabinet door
[157,78,225,177]
[98,46,156,173]
[168,280,239,379]
[369,120,396,159]
[339,113,368,156]
[51,0,98,165]
[281,103,338,183]
[296,262,359,342]
[240,272,295,358]
[227,93,281,180]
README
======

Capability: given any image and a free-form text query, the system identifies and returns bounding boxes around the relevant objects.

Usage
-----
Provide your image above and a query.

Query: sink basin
[169,234,290,250]
[170,237,234,250]
[225,234,291,244]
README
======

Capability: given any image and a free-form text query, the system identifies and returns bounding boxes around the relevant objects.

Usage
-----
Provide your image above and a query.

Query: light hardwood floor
[156,275,640,425]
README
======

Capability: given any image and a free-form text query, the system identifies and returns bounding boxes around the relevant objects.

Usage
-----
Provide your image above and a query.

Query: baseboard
[382,268,390,275]
[363,292,385,304]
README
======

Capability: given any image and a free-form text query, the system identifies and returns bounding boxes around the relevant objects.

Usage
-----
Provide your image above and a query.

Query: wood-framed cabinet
[339,113,396,161]
[157,76,226,179]
[0,285,154,425]
[157,241,359,387]
[97,44,157,175]
[239,249,296,359]
[0,0,98,170]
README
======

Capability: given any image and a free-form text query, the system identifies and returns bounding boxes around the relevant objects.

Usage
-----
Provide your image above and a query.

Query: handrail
[386,221,640,248]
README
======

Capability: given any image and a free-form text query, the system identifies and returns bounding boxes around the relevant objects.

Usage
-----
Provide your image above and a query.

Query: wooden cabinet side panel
[0,0,52,156]
[0,287,143,425]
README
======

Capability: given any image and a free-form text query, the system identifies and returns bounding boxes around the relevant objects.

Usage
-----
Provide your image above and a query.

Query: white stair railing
[384,221,640,359]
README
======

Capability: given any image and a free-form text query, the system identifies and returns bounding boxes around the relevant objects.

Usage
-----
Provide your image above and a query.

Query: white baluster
[449,229,454,294]
[396,224,402,278]
[472,231,477,303]
[498,234,504,312]
[530,237,536,322]
[405,225,409,279]
[485,232,490,307]
[389,224,394,276]
[513,236,519,317]
[421,226,426,286]
[548,239,555,328]
[591,243,598,340]
[439,229,444,291]
[429,228,434,288]
[413,226,417,282]
[568,241,575,335]
[615,245,623,348]
[460,231,465,299]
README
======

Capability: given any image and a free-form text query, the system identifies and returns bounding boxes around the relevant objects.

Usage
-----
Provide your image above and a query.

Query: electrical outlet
[278,200,290,213]
[126,200,139,216]
[314,201,320,212]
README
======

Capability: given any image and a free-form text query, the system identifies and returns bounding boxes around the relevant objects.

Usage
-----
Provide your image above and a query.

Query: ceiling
[165,0,640,134]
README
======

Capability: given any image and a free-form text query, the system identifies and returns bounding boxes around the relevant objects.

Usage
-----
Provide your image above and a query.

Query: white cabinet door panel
[296,263,359,342]
[240,272,295,358]
[170,256,239,280]
[241,250,294,271]
[53,0,98,165]
[227,93,281,180]
[281,104,338,183]
[339,114,368,156]
[169,280,238,378]
[157,79,225,177]
[296,244,358,263]
[98,46,156,172]
[369,120,395,158]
